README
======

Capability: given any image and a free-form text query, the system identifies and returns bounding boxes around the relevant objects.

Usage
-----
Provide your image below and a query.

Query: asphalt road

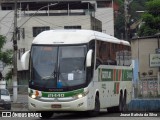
[0,111,160,120]
[0,94,159,119]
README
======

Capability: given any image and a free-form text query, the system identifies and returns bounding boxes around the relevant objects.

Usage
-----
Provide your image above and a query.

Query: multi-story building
[0,0,113,85]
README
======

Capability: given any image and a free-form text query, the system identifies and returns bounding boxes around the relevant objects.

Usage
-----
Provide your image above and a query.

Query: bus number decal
[48,93,65,98]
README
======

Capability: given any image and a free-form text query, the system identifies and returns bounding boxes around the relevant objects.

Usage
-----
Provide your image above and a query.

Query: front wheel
[88,95,100,117]
[39,111,53,119]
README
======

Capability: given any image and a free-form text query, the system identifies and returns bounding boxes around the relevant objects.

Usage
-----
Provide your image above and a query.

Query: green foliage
[0,50,13,65]
[5,69,12,81]
[146,0,160,16]
[114,0,146,39]
[0,35,6,50]
[138,0,160,37]
[115,0,124,5]
[114,0,125,39]
[0,35,13,80]
[138,24,157,36]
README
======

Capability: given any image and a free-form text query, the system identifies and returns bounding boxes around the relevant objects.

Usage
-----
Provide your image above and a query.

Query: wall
[131,37,159,78]
[131,37,160,97]
[95,7,114,36]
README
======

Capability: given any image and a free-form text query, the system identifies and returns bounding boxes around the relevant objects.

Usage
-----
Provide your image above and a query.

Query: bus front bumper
[28,96,89,111]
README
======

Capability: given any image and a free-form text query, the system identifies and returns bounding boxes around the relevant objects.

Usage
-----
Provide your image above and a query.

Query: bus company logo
[2,112,11,117]
[102,71,111,79]
[2,112,42,118]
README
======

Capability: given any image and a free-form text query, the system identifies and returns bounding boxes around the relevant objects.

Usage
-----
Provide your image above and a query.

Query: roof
[132,33,160,41]
[1,1,95,10]
[32,29,130,46]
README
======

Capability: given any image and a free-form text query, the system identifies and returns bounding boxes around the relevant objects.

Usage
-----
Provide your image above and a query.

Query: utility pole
[124,0,129,41]
[13,0,18,102]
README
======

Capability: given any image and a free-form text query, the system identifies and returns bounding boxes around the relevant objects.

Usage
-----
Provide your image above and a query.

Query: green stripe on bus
[101,68,113,81]
[122,69,132,81]
[42,88,84,98]
[99,68,132,81]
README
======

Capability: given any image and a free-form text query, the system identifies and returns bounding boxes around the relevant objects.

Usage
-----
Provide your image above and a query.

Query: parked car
[0,89,11,110]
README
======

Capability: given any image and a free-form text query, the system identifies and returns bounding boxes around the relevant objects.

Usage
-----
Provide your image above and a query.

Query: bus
[21,29,133,118]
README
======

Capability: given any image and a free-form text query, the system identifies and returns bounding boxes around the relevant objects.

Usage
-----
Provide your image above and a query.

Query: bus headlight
[74,90,89,99]
[29,90,41,99]
[77,94,83,99]
[31,94,36,99]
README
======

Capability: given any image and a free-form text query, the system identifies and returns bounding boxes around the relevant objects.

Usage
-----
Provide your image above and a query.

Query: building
[0,0,114,85]
[131,34,160,96]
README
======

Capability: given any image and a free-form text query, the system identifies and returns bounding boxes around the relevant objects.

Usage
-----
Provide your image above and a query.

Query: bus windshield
[30,45,87,91]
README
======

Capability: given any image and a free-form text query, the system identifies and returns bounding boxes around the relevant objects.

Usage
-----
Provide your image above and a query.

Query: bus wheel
[119,94,123,112]
[89,95,100,117]
[39,111,53,119]
[123,92,127,112]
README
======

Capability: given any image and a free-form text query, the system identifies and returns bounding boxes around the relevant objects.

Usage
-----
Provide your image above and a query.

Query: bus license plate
[51,104,61,108]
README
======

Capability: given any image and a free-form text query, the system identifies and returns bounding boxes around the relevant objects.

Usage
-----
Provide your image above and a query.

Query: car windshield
[0,89,9,96]
[30,45,87,90]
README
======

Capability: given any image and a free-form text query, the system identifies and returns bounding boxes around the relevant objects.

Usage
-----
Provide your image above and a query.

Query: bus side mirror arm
[86,49,93,67]
[21,50,30,70]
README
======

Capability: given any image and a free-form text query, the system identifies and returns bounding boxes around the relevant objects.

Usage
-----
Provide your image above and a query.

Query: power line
[0,11,13,23]
[21,11,113,29]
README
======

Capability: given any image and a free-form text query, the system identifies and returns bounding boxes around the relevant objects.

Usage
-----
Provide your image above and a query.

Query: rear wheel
[119,94,123,112]
[123,92,127,112]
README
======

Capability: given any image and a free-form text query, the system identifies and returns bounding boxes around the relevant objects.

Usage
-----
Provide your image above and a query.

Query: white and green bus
[21,30,133,118]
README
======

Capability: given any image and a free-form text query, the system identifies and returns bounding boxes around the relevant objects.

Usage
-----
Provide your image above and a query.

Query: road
[0,112,160,120]
[0,94,159,119]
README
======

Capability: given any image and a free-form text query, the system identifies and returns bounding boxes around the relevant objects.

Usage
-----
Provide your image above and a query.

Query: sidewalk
[128,99,160,112]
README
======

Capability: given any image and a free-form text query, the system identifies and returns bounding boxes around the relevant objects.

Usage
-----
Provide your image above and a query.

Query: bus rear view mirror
[86,49,93,67]
[21,50,30,70]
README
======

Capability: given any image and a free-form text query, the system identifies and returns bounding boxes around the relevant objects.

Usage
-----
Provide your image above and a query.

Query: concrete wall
[131,37,159,78]
[95,7,114,36]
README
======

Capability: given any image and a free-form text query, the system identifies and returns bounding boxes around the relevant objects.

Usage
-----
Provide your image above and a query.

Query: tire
[119,94,123,112]
[123,94,127,112]
[88,95,100,117]
[39,111,53,119]
[107,106,119,113]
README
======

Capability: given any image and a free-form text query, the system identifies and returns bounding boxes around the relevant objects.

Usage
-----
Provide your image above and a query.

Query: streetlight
[12,2,58,102]
[19,3,58,28]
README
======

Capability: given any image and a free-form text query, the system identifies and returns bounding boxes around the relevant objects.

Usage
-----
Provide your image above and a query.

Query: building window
[18,28,25,40]
[33,26,50,37]
[64,26,81,29]
[97,1,112,8]
[18,48,25,60]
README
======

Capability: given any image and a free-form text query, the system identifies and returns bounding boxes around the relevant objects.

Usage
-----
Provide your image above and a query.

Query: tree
[114,0,146,39]
[0,35,13,80]
[138,0,160,37]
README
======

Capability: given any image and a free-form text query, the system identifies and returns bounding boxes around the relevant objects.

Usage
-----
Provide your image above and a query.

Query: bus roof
[32,29,130,46]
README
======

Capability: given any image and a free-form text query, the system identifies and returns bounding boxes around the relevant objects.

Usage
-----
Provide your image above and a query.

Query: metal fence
[134,76,160,98]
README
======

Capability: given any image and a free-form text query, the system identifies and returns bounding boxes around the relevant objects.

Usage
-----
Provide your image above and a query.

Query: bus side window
[96,57,103,68]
